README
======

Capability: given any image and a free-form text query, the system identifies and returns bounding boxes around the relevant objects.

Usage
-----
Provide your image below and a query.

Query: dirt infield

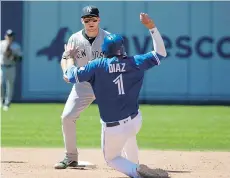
[1,148,230,178]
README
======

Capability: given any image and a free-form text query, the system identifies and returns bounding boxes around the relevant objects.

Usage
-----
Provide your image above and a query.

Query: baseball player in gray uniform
[0,29,22,111]
[54,6,110,169]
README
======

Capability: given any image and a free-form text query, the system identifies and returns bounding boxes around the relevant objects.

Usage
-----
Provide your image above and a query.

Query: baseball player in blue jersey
[64,13,169,178]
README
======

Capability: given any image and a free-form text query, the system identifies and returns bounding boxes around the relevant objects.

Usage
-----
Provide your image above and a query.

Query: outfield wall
[2,1,230,103]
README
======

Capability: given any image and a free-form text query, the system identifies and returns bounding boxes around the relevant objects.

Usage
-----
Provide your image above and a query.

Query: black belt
[106,112,138,127]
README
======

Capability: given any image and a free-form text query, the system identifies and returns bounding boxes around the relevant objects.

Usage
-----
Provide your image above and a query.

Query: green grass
[1,104,230,151]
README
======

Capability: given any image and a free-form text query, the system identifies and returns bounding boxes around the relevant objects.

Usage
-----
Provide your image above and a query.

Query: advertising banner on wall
[22,1,230,101]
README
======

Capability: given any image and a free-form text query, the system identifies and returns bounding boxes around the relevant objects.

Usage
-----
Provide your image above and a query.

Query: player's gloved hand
[64,65,77,83]
[140,13,155,29]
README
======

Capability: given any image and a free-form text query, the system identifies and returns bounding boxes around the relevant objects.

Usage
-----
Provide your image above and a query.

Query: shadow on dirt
[167,170,192,173]
[1,161,27,164]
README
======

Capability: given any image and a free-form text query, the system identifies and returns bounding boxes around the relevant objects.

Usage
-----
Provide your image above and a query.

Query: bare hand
[64,42,79,59]
[140,13,155,29]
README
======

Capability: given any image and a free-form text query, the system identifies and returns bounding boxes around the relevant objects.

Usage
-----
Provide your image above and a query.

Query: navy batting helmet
[102,34,127,58]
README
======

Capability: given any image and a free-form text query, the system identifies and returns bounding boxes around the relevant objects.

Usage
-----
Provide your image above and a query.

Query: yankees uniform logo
[76,49,104,60]
[92,50,104,59]
[76,49,87,59]
[86,6,92,13]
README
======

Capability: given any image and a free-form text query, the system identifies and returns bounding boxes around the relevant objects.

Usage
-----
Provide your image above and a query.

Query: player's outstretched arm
[140,13,167,57]
[61,36,79,83]
[61,37,73,73]
[60,35,77,83]
[63,42,97,84]
[132,13,167,71]
[65,61,97,84]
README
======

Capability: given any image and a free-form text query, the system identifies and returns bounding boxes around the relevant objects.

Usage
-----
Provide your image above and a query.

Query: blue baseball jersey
[67,51,164,123]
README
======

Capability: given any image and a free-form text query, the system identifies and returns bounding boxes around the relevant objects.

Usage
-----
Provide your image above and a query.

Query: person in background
[0,29,22,111]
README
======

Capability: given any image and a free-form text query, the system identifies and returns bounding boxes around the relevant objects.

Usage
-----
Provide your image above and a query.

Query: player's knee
[61,113,78,124]
[61,110,80,121]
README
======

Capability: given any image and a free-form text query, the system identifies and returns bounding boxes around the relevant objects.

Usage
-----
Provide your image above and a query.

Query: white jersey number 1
[113,74,125,95]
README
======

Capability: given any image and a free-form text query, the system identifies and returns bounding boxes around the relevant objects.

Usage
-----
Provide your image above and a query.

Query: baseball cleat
[137,164,169,178]
[54,157,78,169]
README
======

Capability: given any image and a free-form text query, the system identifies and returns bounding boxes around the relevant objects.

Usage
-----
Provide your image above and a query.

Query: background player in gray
[54,6,110,169]
[0,29,22,111]
[64,13,169,178]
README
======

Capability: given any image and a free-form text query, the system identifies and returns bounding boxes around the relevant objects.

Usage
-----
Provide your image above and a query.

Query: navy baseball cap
[81,6,99,18]
[5,29,15,36]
